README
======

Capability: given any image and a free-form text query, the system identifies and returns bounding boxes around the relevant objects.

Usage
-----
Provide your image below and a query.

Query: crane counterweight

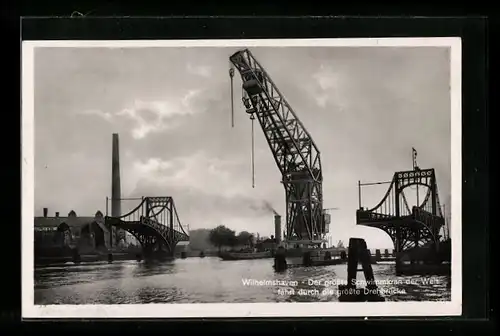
[229,48,328,245]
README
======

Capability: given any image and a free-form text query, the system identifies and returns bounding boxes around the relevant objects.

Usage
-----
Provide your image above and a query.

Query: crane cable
[229,63,255,188]
[251,117,255,188]
[229,66,235,128]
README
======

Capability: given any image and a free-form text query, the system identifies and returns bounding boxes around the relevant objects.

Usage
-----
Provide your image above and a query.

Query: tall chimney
[111,133,124,246]
[43,207,48,218]
[111,133,121,218]
[274,215,282,244]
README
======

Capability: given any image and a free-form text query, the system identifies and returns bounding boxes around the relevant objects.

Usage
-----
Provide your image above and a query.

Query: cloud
[129,151,251,198]
[308,64,350,110]
[80,109,114,121]
[79,89,205,139]
[314,65,340,91]
[187,63,212,78]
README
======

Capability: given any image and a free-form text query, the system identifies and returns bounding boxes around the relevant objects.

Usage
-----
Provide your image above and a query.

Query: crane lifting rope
[229,49,329,245]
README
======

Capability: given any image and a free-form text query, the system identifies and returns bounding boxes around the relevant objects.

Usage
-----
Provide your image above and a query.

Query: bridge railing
[356,210,395,224]
[140,216,189,242]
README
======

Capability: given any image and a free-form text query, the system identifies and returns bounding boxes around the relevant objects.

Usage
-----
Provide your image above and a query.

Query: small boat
[285,248,347,267]
[219,251,272,260]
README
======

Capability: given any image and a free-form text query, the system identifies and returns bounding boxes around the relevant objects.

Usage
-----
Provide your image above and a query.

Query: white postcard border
[22,37,462,318]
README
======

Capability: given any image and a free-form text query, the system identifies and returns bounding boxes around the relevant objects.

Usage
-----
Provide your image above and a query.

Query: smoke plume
[249,200,279,216]
[263,201,279,216]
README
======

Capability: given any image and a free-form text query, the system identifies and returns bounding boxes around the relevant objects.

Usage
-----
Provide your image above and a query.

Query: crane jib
[228,48,328,244]
[230,51,321,154]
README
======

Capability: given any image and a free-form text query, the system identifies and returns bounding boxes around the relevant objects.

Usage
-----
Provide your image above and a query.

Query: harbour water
[34,257,451,305]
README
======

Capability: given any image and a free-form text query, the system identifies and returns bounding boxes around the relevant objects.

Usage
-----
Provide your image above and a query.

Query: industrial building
[34,208,114,255]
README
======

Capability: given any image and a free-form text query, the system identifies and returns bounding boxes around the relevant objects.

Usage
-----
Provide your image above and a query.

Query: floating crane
[229,49,329,246]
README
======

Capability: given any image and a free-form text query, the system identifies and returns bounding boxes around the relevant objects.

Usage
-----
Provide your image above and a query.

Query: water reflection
[34,257,451,304]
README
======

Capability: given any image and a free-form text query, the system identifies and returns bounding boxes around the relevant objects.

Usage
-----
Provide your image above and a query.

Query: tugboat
[281,239,348,267]
[219,245,273,260]
[219,250,272,260]
[219,235,276,260]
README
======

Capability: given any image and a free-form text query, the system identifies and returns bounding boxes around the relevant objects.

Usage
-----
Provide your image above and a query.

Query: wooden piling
[302,251,313,266]
[72,248,81,264]
[375,249,381,261]
[273,246,287,271]
[338,238,385,302]
[324,251,332,260]
[340,250,347,260]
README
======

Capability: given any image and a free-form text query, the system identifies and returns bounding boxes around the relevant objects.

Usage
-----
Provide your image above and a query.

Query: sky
[33,45,452,249]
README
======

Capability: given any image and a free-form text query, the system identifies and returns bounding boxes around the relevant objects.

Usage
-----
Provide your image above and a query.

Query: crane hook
[229,67,235,128]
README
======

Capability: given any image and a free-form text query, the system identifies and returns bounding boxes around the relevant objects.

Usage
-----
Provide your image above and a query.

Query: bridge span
[105,196,189,259]
[356,168,445,256]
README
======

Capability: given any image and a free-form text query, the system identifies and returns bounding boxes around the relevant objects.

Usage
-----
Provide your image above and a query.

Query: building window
[35,227,58,232]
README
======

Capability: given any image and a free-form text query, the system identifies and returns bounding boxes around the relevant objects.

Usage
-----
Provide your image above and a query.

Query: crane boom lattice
[229,49,326,244]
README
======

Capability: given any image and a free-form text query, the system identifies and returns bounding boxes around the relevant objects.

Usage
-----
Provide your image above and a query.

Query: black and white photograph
[22,38,462,318]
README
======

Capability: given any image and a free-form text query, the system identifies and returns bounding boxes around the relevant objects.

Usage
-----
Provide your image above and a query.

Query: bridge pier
[141,243,175,261]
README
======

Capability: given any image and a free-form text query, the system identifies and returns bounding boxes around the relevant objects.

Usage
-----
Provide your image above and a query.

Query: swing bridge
[105,196,189,258]
[356,167,447,254]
